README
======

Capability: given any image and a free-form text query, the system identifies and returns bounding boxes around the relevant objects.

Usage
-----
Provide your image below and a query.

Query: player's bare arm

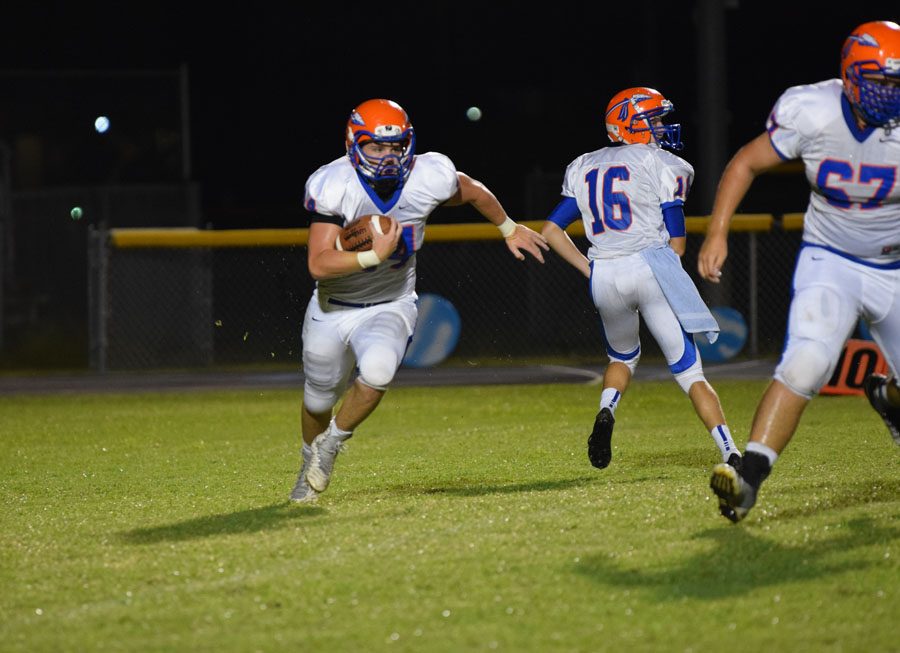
[541,221,590,278]
[669,236,686,257]
[307,218,401,280]
[444,172,549,263]
[698,133,784,283]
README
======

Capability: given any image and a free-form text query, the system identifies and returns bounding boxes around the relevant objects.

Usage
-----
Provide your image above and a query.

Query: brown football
[335,214,394,252]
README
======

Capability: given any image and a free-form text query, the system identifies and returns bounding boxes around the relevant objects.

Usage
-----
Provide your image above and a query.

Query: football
[335,214,394,252]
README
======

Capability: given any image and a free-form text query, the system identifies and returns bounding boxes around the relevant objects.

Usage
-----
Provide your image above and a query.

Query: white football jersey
[561,144,694,259]
[304,152,459,303]
[767,79,900,262]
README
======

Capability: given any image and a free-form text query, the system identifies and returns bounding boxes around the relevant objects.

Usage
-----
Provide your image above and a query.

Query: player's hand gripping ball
[335,214,403,255]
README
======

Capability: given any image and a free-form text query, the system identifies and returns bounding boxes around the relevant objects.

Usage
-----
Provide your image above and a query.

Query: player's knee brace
[674,365,706,394]
[666,335,704,393]
[775,338,834,399]
[609,350,640,375]
[302,351,345,414]
[303,381,340,414]
[357,345,400,391]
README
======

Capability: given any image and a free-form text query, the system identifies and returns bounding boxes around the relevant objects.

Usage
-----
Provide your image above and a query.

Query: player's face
[862,72,900,88]
[360,140,408,178]
[855,72,900,127]
[361,140,406,161]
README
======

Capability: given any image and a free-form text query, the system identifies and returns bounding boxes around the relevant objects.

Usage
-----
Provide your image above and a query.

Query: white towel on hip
[639,246,719,344]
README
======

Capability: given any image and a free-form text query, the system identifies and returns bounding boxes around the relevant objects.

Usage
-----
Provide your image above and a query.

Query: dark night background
[2,1,897,225]
[0,1,896,368]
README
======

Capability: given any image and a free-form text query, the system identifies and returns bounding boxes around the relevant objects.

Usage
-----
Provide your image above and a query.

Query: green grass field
[2,380,898,652]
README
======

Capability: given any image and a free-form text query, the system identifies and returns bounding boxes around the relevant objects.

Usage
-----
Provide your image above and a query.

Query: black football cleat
[726,452,743,472]
[863,374,900,446]
[710,462,757,523]
[588,408,615,469]
[709,451,770,523]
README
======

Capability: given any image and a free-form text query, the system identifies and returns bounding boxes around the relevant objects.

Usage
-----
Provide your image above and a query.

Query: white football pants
[590,253,704,388]
[301,290,417,413]
[775,245,900,398]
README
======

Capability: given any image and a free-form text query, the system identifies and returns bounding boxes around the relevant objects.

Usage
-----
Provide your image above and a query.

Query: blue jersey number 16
[585,166,633,234]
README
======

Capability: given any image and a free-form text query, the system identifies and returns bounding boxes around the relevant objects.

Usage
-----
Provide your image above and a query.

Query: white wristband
[357,250,381,269]
[497,217,518,238]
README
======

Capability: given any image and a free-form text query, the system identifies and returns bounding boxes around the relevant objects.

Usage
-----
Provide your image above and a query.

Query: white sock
[329,418,353,440]
[600,388,622,415]
[710,424,739,461]
[746,441,779,466]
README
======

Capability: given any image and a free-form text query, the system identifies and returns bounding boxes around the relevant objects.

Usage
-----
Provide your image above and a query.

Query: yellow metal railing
[109,214,803,249]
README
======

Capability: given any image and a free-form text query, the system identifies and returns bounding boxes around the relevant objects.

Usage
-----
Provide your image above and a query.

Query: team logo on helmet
[349,110,365,126]
[842,32,879,58]
[374,124,402,138]
[849,32,879,47]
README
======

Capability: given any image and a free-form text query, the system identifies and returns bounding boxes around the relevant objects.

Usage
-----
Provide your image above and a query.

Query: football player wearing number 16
[290,98,549,503]
[541,87,740,473]
[700,21,900,523]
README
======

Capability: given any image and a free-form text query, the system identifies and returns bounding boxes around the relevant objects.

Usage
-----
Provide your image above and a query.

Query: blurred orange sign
[821,339,888,396]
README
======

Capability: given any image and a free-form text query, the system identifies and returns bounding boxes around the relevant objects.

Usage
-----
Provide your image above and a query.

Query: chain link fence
[88,218,807,371]
[1,183,201,367]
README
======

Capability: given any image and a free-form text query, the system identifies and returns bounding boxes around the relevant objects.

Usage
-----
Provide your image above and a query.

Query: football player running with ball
[541,87,741,473]
[291,98,549,502]
[700,21,900,523]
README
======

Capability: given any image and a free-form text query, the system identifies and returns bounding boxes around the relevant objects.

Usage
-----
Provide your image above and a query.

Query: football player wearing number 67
[701,21,900,523]
[291,98,549,503]
[541,87,740,475]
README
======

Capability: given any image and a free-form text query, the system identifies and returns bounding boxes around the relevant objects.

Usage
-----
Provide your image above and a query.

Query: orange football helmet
[841,20,900,129]
[605,87,682,150]
[345,99,415,187]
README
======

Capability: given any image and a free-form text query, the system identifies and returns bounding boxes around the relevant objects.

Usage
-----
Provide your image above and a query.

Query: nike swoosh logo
[811,256,823,261]
[311,317,323,322]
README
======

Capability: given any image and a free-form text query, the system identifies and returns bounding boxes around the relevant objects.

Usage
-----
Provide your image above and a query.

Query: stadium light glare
[94,116,110,133]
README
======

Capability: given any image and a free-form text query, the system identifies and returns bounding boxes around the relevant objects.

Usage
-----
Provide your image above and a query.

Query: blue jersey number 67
[817,160,896,210]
